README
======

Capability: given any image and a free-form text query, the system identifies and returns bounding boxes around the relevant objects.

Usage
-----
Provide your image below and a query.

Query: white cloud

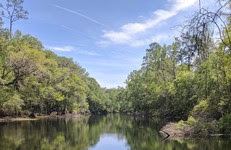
[122,23,148,34]
[101,0,197,47]
[47,45,100,56]
[103,31,131,44]
[130,34,169,47]
[77,50,100,56]
[48,46,74,52]
[171,0,198,11]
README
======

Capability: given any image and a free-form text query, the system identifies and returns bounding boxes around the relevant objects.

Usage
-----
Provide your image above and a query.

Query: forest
[0,0,231,135]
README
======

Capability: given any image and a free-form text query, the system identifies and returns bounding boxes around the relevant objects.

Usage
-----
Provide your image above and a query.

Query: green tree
[0,0,28,38]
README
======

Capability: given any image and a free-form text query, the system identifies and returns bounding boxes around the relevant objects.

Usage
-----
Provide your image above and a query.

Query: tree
[0,15,3,26]
[181,0,231,59]
[0,0,28,38]
[87,77,108,113]
[0,44,46,89]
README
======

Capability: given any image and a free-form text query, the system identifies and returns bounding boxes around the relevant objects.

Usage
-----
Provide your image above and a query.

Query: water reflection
[0,114,230,150]
[89,134,128,150]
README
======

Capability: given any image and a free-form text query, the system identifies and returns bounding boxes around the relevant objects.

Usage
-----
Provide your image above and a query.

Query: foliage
[0,0,28,37]
[0,15,108,115]
[219,114,231,134]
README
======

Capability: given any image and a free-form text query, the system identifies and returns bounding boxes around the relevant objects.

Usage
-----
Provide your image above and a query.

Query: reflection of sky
[89,134,130,150]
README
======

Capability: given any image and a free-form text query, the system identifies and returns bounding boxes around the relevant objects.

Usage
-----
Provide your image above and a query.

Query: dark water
[0,114,230,150]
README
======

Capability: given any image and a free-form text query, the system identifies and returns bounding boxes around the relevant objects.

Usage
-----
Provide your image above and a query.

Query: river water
[0,114,230,150]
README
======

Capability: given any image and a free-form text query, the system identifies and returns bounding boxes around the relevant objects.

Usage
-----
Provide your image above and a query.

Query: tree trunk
[9,20,13,39]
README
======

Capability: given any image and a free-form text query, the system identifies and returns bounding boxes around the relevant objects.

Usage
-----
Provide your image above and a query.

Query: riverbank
[0,112,142,123]
[160,122,231,139]
[0,117,38,122]
[0,113,85,123]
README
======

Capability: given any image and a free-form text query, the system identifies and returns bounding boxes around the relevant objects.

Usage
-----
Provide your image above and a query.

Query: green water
[0,114,230,150]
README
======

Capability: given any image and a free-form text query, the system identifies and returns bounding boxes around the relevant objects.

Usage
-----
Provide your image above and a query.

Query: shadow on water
[0,114,230,150]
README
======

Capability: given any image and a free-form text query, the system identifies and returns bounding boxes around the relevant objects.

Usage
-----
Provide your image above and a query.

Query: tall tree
[0,0,28,38]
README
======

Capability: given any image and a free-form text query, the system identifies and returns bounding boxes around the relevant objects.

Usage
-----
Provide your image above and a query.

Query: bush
[191,100,209,119]
[219,114,231,134]
[1,94,24,116]
[176,116,198,130]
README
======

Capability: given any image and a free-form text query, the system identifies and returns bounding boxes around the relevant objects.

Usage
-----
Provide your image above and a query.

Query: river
[0,114,230,150]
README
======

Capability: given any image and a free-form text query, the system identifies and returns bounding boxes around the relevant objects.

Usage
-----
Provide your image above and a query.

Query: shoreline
[160,122,231,139]
[0,113,86,123]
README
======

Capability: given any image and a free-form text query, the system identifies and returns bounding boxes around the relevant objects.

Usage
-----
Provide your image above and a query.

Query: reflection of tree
[0,115,231,150]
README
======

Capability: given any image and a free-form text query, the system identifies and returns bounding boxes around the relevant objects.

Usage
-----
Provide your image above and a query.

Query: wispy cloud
[47,45,100,56]
[77,50,100,56]
[52,4,106,27]
[100,0,197,47]
[47,46,74,52]
[130,34,170,47]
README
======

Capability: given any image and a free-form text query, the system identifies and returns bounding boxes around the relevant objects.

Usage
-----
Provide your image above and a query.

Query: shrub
[1,94,24,116]
[219,114,231,134]
[191,100,209,119]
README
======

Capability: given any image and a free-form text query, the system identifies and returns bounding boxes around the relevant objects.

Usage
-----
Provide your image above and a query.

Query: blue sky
[2,0,212,88]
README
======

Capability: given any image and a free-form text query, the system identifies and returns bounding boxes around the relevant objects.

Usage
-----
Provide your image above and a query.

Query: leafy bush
[2,94,24,116]
[191,100,209,119]
[219,114,231,134]
[176,116,198,129]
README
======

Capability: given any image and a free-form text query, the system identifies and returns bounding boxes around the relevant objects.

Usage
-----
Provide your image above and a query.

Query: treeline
[0,28,111,116]
[105,4,231,135]
[94,0,231,134]
[0,27,128,116]
[0,0,123,116]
